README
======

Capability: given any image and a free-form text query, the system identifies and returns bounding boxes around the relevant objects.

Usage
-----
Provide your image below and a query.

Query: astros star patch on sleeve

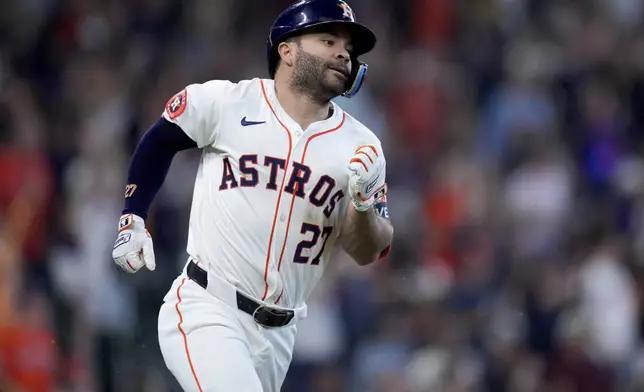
[165,89,187,120]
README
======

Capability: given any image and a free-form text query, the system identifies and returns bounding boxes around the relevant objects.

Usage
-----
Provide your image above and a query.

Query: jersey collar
[261,79,344,135]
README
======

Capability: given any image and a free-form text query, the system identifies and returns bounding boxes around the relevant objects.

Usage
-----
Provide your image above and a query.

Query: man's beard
[289,50,348,103]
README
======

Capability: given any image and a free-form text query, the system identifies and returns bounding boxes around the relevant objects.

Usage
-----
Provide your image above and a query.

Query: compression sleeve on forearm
[122,117,198,220]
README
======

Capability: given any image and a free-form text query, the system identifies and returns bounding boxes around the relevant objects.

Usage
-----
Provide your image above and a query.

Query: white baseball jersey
[162,78,384,309]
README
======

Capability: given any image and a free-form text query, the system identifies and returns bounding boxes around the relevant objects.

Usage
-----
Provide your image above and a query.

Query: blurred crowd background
[4,0,644,391]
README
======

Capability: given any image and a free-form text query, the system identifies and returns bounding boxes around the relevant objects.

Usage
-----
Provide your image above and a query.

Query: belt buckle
[252,306,294,327]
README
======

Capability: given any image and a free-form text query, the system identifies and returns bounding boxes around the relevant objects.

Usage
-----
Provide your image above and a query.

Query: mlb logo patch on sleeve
[165,89,187,120]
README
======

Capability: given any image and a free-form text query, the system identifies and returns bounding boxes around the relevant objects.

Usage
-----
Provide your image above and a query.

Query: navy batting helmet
[267,0,376,98]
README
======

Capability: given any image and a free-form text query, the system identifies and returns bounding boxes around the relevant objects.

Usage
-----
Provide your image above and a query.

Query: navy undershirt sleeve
[122,117,197,220]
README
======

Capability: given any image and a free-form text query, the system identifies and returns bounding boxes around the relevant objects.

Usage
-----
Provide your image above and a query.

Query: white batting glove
[348,144,387,212]
[112,213,156,273]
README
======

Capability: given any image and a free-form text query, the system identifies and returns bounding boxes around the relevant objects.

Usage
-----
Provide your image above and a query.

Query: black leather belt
[186,260,294,328]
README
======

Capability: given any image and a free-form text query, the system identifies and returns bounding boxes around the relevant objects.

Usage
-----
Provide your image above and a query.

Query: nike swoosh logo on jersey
[241,117,266,126]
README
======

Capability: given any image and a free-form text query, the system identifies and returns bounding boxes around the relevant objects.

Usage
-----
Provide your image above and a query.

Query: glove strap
[353,184,387,212]
[118,214,135,232]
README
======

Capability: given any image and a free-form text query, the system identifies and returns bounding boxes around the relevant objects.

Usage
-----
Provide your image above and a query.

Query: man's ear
[278,40,297,68]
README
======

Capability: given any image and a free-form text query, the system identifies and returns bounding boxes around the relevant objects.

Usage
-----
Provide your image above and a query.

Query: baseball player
[111,0,393,390]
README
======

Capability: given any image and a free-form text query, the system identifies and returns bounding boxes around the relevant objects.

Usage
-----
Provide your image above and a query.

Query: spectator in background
[545,310,615,392]
[0,81,54,289]
[0,290,59,392]
[477,38,559,171]
[577,235,638,379]
[503,136,573,261]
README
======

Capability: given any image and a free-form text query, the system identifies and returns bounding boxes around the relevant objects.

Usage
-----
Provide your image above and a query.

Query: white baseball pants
[157,270,298,392]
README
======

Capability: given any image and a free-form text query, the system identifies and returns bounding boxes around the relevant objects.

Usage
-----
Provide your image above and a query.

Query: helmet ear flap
[342,61,368,98]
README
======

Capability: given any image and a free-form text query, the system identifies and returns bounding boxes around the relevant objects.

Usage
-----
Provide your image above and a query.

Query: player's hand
[112,213,156,273]
[348,144,387,212]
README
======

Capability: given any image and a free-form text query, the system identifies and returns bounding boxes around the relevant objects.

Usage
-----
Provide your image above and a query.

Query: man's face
[289,27,353,99]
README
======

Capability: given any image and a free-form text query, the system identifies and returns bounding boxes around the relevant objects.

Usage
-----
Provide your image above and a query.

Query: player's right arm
[112,81,231,273]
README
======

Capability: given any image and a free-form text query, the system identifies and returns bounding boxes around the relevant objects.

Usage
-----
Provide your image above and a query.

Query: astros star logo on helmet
[338,1,354,20]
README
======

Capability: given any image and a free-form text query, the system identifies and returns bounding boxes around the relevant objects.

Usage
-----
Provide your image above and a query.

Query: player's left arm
[339,143,393,266]
[340,195,393,265]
